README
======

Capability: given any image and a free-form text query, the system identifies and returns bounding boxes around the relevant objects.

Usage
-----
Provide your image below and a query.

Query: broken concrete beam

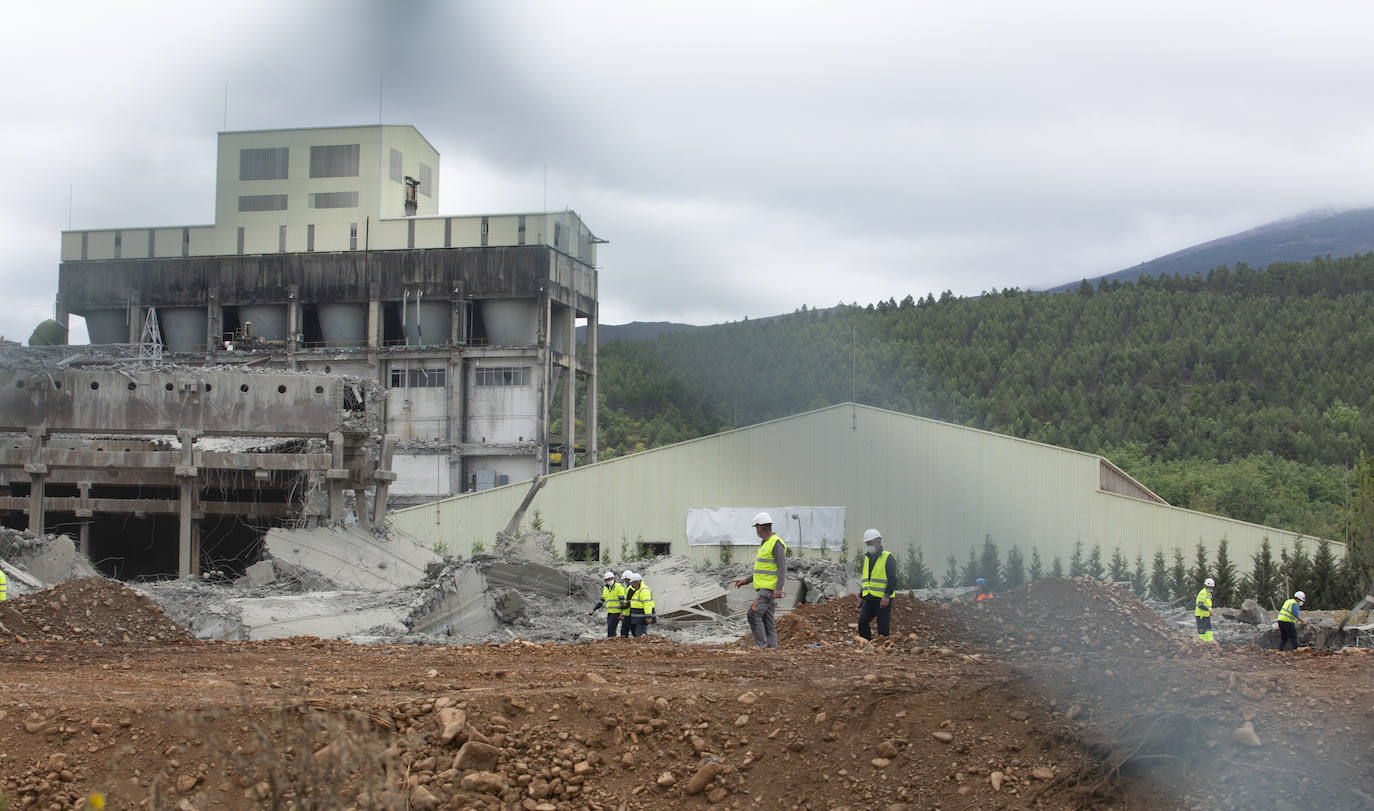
[233,559,276,588]
[480,561,572,599]
[227,592,409,640]
[263,525,441,592]
[404,565,499,638]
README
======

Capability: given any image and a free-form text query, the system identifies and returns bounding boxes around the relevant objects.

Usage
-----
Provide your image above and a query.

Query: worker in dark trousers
[1276,590,1308,650]
[587,571,627,637]
[857,528,897,639]
[627,573,656,636]
[733,512,787,648]
[619,570,636,637]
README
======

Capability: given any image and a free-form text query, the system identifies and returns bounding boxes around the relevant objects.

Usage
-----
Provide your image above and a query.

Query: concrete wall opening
[88,514,180,580]
[638,542,671,559]
[565,542,600,562]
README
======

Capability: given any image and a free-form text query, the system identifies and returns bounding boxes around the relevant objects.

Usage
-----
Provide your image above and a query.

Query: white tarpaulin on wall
[686,507,846,550]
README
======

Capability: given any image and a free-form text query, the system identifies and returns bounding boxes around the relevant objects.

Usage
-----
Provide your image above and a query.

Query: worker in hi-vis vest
[1276,590,1308,651]
[626,573,656,637]
[857,528,897,639]
[0,567,7,602]
[1195,577,1216,642]
[588,571,627,638]
[733,511,787,648]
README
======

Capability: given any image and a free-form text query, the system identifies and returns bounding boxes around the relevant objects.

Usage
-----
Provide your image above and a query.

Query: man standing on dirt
[857,528,897,639]
[1276,590,1308,650]
[588,571,627,637]
[1195,577,1216,643]
[0,565,7,601]
[627,573,656,637]
[619,570,636,637]
[733,512,787,648]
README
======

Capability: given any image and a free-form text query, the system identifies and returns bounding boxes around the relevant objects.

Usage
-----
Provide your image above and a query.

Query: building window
[181,228,189,257]
[279,225,287,252]
[310,191,358,209]
[113,232,122,259]
[236,227,245,255]
[238,194,288,212]
[306,224,315,252]
[565,543,600,562]
[240,147,289,180]
[390,368,447,388]
[638,542,672,558]
[309,144,360,178]
[389,148,403,183]
[418,163,432,197]
[518,215,526,245]
[349,223,358,251]
[480,217,488,247]
[475,366,531,387]
[147,230,155,257]
[554,221,562,249]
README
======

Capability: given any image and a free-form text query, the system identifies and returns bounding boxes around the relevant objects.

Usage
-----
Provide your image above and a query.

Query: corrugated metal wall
[390,404,1332,571]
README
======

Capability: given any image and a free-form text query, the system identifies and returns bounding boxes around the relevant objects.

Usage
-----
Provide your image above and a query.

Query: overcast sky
[4,1,1374,343]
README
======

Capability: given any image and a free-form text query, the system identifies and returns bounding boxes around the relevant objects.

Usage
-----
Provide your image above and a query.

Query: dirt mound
[773,593,965,648]
[958,577,1184,655]
[0,577,192,644]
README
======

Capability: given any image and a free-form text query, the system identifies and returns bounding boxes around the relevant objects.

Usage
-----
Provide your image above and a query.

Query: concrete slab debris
[235,560,277,588]
[263,525,441,592]
[404,565,498,638]
[228,592,409,641]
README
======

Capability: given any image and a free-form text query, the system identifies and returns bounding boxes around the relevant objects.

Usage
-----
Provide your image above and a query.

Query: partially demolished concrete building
[53,124,601,503]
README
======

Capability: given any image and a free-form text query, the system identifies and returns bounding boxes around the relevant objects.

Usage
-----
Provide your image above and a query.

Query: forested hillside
[588,254,1374,546]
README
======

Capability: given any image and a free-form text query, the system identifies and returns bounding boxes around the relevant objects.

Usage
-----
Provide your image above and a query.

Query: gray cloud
[4,1,1374,340]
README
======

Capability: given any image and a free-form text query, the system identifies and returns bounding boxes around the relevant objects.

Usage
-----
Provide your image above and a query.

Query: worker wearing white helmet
[1195,577,1216,643]
[1276,590,1308,651]
[857,528,898,640]
[619,572,640,637]
[588,570,628,638]
[626,572,657,637]
[732,511,787,648]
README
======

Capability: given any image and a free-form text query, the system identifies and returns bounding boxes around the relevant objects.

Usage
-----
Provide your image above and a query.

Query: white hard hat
[751,511,773,526]
[1294,591,1306,602]
[630,572,642,582]
[603,571,615,580]
[862,528,882,543]
[621,570,634,580]
[1204,577,1215,588]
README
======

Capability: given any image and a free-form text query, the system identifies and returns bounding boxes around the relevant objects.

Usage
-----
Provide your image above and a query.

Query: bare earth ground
[1,578,1371,810]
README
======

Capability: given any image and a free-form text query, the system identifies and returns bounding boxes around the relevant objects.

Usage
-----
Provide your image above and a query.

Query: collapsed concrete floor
[2,576,1372,811]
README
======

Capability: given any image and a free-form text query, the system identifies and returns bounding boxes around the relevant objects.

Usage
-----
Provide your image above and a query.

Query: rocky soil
[0,577,1369,810]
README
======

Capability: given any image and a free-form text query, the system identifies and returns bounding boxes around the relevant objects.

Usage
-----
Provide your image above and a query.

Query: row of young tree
[894,535,1367,611]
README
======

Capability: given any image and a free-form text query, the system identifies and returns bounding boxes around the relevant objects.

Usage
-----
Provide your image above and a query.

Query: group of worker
[1195,576,1310,650]
[587,569,656,637]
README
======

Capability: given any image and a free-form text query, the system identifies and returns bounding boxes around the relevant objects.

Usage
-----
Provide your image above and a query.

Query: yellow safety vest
[629,583,654,615]
[0,568,6,602]
[601,583,626,614]
[1195,587,1212,618]
[861,551,893,598]
[752,534,786,591]
[1277,598,1300,623]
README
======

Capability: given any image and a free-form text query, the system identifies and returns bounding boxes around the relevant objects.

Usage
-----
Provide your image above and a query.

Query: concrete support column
[372,434,398,526]
[538,290,551,472]
[563,305,576,471]
[354,488,371,530]
[75,480,92,557]
[206,288,222,352]
[25,427,48,535]
[286,284,301,368]
[54,296,70,346]
[367,282,381,349]
[175,429,199,578]
[78,522,91,558]
[327,432,348,524]
[450,285,465,346]
[586,305,598,464]
[127,293,143,344]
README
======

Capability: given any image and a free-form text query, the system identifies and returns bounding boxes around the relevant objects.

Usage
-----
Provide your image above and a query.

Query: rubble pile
[0,577,192,644]
[0,528,99,596]
[963,576,1184,655]
[773,594,964,648]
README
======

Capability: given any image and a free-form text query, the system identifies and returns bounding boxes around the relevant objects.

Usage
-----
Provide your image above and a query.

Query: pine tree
[961,547,981,585]
[1348,454,1374,599]
[1149,550,1170,601]
[1087,543,1106,580]
[1028,547,1044,582]
[1068,541,1086,577]
[979,535,1003,590]
[1246,537,1280,608]
[905,544,933,590]
[1132,552,1147,595]
[1310,539,1339,608]
[1212,539,1239,606]
[1283,538,1314,598]
[1004,545,1026,590]
[1170,548,1188,600]
[1108,546,1129,582]
[1190,542,1210,590]
[1051,556,1065,578]
[942,555,960,588]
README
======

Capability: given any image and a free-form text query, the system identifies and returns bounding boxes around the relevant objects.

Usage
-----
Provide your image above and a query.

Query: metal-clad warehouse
[390,403,1330,570]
